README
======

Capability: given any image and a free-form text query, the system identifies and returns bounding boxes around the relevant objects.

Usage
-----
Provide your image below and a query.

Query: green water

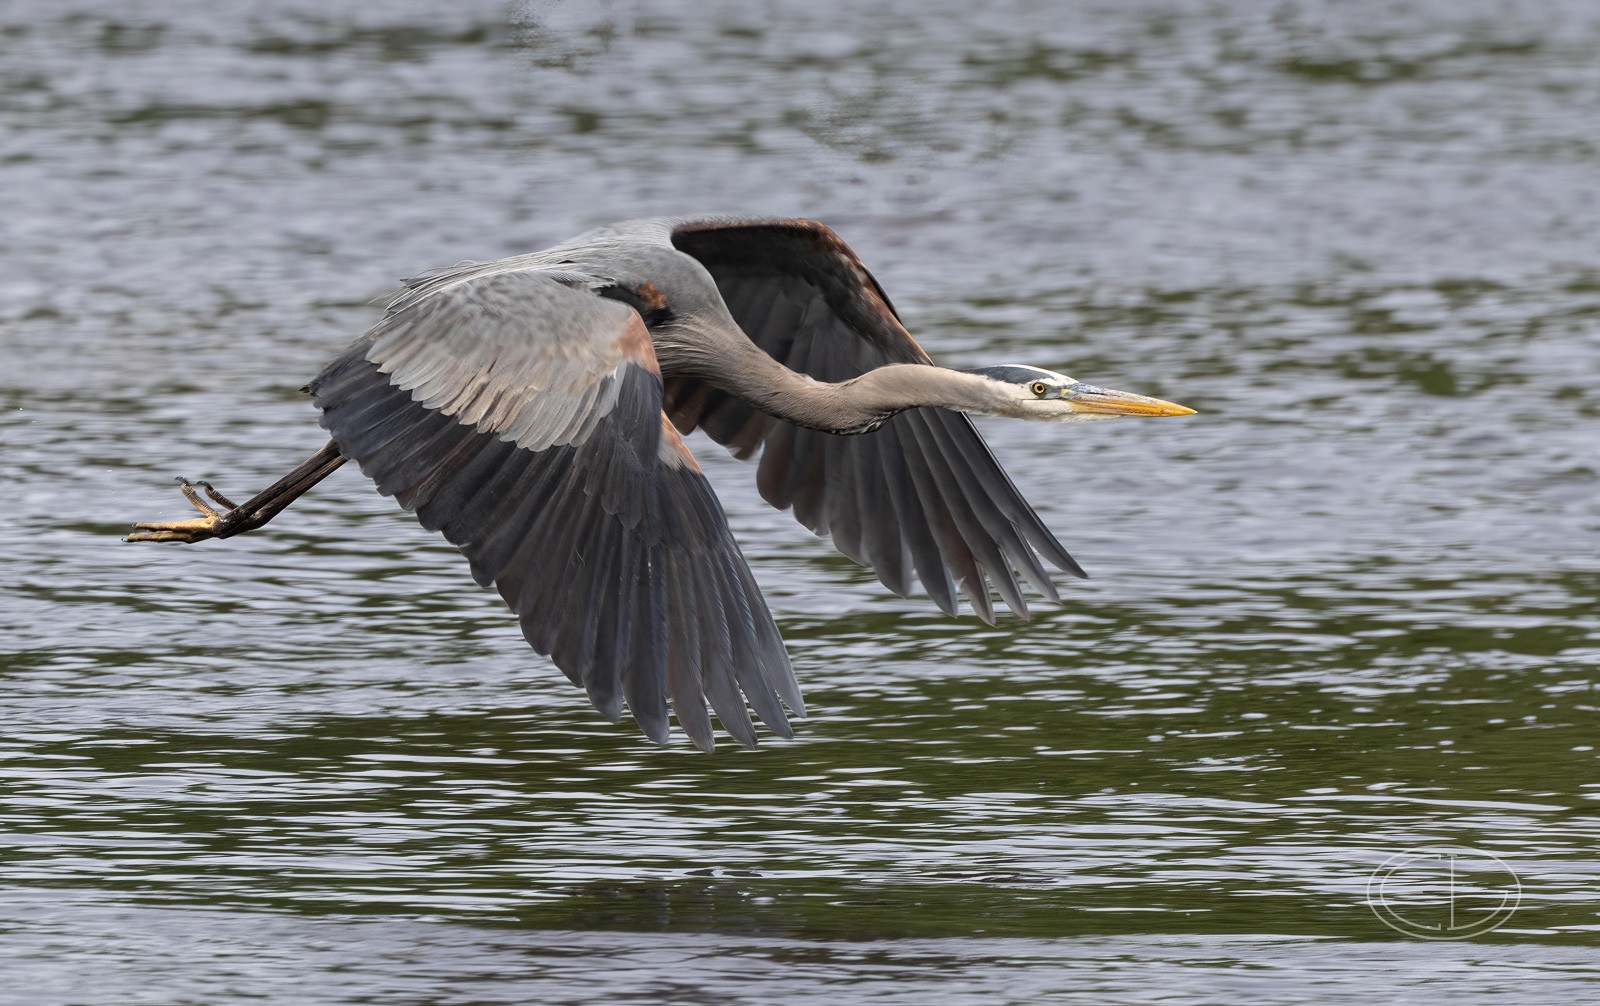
[2,1,1598,1001]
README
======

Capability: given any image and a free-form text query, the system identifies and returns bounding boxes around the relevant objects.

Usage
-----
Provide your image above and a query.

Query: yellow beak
[1064,383,1197,417]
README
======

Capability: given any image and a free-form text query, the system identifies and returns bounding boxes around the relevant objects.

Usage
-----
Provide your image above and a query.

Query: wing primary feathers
[911,411,1036,618]
[700,598,755,744]
[664,548,715,751]
[586,528,637,724]
[467,456,567,588]
[372,409,473,499]
[821,435,865,563]
[891,414,987,621]
[623,545,671,743]
[312,266,799,748]
[846,432,912,596]
[416,435,519,534]
[667,217,1080,618]
[866,432,936,600]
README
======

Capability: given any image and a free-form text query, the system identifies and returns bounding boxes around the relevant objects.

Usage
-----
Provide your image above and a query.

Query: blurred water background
[2,0,1599,1002]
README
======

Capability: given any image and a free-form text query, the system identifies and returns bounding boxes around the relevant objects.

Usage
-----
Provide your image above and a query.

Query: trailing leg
[126,440,347,544]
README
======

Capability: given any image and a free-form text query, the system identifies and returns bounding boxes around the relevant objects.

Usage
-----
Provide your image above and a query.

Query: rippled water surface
[4,1,1599,1002]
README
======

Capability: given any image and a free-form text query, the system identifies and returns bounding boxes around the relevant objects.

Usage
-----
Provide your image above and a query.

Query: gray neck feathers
[655,322,1005,434]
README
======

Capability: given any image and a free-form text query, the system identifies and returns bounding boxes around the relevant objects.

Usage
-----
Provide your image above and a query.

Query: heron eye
[1030,382,1048,396]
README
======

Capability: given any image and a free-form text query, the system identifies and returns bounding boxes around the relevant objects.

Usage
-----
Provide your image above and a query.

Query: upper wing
[665,217,1084,624]
[307,266,801,750]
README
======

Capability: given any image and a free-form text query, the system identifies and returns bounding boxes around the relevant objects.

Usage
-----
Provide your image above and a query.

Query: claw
[128,476,245,544]
[176,477,223,517]
[197,481,239,509]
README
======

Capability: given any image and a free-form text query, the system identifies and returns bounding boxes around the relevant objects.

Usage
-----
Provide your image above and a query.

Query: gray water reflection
[5,893,1596,1006]
[3,0,1600,1002]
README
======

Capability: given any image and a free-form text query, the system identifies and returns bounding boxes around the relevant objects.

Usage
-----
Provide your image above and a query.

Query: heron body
[129,216,1193,750]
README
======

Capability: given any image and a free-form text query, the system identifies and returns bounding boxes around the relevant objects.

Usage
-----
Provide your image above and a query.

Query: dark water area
[3,1,1599,1002]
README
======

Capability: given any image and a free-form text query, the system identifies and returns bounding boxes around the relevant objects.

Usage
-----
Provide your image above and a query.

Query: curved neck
[657,321,1004,434]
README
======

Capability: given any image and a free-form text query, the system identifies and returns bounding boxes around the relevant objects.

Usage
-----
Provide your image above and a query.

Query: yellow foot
[126,477,244,543]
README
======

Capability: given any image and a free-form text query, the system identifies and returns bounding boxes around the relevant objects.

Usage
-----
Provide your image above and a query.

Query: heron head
[961,365,1196,422]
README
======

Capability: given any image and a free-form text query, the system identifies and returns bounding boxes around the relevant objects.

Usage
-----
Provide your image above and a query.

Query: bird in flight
[128,216,1194,750]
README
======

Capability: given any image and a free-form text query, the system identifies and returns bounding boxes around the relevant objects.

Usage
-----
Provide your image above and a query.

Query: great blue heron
[128,216,1193,750]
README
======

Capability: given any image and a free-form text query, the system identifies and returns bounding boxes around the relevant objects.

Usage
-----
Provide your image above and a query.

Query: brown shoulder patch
[658,413,702,472]
[612,311,660,374]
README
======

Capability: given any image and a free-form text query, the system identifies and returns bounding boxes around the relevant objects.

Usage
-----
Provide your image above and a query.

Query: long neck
[657,322,1004,434]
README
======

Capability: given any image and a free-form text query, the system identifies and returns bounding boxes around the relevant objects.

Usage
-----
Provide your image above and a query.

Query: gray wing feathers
[367,272,630,452]
[308,267,799,749]
[663,239,1084,624]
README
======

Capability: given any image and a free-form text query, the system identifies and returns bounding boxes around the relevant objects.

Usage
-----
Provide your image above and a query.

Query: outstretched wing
[665,217,1084,624]
[307,267,801,750]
